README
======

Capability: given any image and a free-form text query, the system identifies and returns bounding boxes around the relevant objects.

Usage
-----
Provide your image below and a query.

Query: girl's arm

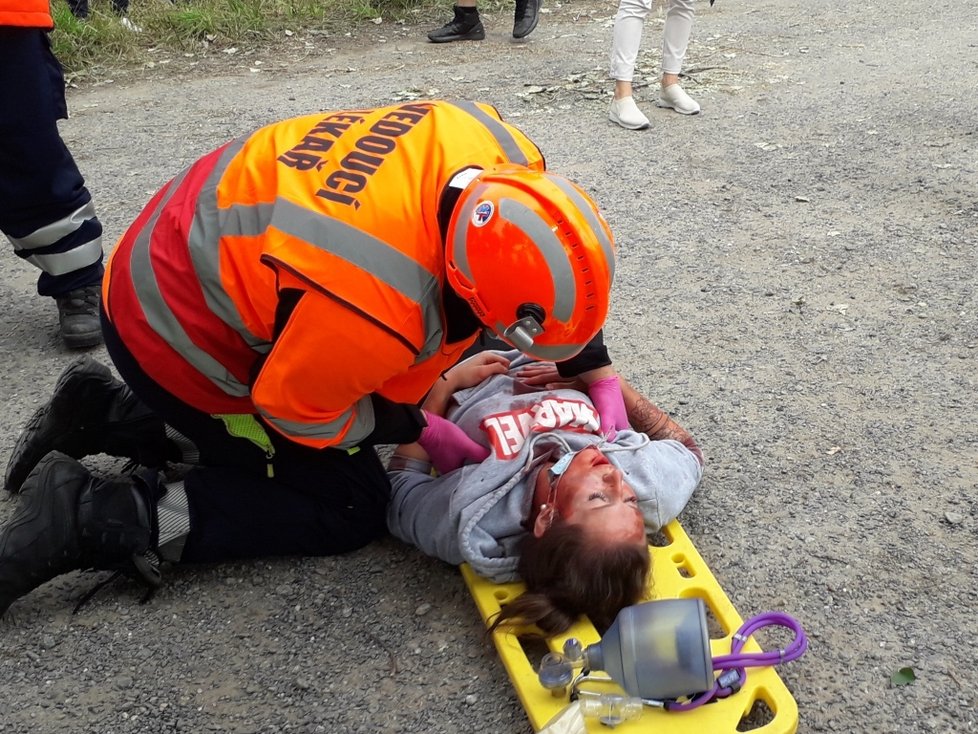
[390,351,511,465]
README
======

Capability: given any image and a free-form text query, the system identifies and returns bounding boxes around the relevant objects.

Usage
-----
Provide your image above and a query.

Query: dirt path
[1,1,977,732]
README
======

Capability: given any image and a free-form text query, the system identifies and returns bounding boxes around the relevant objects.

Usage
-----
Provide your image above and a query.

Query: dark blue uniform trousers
[0,28,103,297]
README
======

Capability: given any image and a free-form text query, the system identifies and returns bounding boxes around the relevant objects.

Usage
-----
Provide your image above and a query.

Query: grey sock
[157,480,190,562]
[165,424,200,465]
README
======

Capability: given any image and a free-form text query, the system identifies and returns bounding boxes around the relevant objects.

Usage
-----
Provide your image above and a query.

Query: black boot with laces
[4,356,169,494]
[55,283,103,349]
[0,452,161,617]
[428,5,485,42]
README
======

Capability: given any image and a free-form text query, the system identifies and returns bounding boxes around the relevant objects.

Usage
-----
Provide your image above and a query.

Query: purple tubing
[664,611,808,712]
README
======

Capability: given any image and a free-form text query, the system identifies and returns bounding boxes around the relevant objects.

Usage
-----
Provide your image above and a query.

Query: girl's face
[550,446,646,544]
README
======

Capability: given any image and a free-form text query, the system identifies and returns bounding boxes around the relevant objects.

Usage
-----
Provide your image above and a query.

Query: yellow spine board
[461,519,799,734]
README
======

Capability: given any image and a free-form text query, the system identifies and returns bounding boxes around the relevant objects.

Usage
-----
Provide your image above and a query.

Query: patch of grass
[48,0,512,79]
[50,2,140,75]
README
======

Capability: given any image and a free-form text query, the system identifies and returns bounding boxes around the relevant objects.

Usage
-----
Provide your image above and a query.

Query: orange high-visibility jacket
[104,101,545,449]
[0,0,53,27]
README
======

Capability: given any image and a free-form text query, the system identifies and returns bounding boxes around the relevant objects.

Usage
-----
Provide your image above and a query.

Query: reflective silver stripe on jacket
[187,137,272,353]
[449,101,530,166]
[7,200,102,276]
[263,198,445,362]
[259,394,376,448]
[126,164,252,398]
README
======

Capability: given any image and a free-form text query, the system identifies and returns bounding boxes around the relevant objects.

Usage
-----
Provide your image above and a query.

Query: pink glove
[588,376,629,441]
[418,411,490,475]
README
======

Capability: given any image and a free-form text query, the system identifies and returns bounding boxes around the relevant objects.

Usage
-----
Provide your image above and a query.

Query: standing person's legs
[608,0,653,130]
[657,0,700,114]
[0,28,104,348]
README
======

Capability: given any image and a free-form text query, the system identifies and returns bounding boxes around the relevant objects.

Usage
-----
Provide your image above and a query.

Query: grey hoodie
[386,352,703,583]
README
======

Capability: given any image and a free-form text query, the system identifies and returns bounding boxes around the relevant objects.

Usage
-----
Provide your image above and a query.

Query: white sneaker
[119,16,142,32]
[608,96,651,130]
[658,84,700,115]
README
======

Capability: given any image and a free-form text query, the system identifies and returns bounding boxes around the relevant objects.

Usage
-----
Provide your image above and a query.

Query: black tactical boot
[5,356,169,494]
[0,452,161,617]
[512,0,541,38]
[55,283,103,349]
[428,5,485,42]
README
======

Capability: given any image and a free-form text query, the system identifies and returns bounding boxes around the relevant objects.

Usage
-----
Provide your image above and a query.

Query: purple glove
[588,376,629,441]
[418,411,490,475]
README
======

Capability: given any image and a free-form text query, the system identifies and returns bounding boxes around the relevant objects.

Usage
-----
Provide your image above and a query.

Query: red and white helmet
[446,165,616,361]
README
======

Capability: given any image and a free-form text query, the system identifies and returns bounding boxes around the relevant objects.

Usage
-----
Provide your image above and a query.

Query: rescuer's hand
[586,375,629,441]
[417,411,490,475]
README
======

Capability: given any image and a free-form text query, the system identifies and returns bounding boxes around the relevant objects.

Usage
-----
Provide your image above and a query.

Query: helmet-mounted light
[501,303,546,353]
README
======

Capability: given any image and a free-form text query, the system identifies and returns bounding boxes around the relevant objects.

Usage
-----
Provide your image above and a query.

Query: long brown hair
[488,519,650,635]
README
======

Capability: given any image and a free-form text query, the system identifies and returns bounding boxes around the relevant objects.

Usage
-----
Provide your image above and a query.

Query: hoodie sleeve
[386,465,467,566]
[611,433,703,530]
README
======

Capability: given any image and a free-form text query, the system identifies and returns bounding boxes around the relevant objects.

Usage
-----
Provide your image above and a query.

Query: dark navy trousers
[0,28,103,297]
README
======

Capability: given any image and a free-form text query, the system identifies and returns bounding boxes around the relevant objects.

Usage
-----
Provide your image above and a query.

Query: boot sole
[4,357,112,494]
[62,330,104,350]
[428,33,485,42]
[655,100,701,115]
[609,114,651,131]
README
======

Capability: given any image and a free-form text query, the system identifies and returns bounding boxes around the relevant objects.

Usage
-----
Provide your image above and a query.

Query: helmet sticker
[472,201,494,227]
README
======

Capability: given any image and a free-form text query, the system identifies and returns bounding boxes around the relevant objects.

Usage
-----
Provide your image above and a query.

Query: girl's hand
[443,351,511,391]
[424,351,510,416]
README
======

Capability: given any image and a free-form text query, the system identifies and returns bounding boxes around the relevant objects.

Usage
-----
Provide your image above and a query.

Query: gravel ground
[1,0,976,732]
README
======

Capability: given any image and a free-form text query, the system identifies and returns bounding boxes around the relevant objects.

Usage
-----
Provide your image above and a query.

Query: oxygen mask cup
[537,638,586,697]
[538,652,575,696]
